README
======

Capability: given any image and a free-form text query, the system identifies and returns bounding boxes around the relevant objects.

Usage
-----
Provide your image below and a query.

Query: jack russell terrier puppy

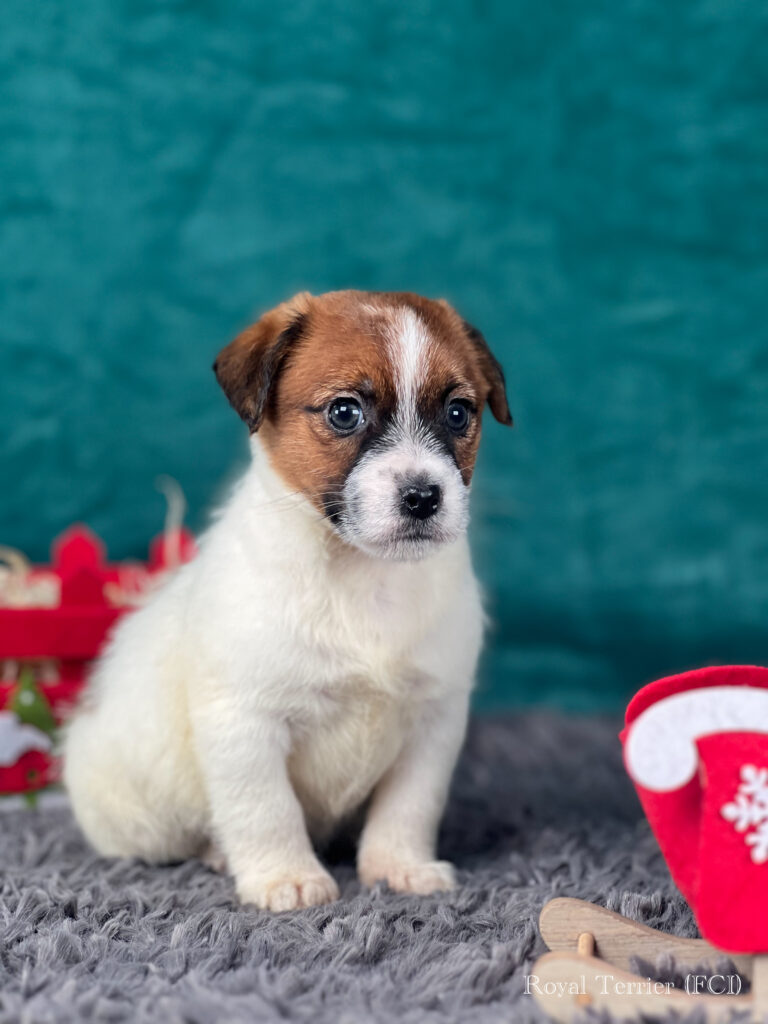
[63,290,511,911]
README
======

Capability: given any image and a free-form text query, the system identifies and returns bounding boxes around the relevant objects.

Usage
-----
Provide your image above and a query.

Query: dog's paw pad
[238,869,340,911]
[359,857,456,894]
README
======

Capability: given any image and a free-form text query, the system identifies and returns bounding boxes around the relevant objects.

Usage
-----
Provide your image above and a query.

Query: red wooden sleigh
[0,524,194,795]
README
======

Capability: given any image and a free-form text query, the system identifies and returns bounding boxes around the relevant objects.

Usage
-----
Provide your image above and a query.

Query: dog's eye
[327,398,364,434]
[445,399,471,433]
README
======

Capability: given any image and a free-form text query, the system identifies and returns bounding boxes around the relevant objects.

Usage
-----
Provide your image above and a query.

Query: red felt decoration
[0,524,196,796]
[622,665,768,953]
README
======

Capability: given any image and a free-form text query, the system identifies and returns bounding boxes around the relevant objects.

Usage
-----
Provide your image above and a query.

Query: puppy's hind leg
[63,714,200,864]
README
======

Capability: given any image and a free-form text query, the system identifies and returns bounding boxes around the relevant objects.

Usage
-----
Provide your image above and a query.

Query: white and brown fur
[63,290,511,911]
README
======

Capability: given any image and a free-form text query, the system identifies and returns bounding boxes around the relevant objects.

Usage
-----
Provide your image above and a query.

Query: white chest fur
[251,537,466,830]
[288,684,408,833]
[184,455,477,833]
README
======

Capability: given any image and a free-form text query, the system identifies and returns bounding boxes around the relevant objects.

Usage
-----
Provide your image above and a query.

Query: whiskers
[244,483,345,520]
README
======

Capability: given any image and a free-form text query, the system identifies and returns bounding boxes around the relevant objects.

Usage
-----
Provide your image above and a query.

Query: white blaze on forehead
[386,308,433,431]
[337,304,470,557]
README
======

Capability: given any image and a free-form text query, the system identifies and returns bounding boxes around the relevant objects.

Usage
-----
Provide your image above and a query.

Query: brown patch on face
[259,295,398,516]
[213,290,511,515]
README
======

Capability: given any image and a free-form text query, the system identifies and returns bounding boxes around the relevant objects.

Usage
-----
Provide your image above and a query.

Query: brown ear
[462,320,513,426]
[213,293,312,431]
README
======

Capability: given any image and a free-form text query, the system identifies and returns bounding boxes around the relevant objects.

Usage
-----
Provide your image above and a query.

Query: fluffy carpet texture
[0,714,697,1023]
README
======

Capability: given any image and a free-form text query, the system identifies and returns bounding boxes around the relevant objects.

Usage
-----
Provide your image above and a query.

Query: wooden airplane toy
[531,666,768,1021]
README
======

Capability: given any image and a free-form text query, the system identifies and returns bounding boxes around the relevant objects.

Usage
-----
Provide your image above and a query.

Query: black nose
[400,483,441,521]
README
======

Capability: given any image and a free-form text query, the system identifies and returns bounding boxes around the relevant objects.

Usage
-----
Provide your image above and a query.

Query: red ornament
[622,665,768,952]
[0,524,196,796]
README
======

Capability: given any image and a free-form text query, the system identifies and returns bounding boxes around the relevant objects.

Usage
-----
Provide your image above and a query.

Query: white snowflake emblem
[722,765,768,863]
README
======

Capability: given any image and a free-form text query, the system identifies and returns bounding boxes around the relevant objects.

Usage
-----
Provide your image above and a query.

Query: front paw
[236,865,340,911]
[358,853,456,894]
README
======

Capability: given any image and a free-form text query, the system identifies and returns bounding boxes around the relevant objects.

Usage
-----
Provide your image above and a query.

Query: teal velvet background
[2,1,768,709]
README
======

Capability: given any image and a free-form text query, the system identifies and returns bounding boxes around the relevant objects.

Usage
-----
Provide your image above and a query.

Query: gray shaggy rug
[0,714,697,1023]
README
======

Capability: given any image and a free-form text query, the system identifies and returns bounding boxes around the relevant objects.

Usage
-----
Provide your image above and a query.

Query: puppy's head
[214,290,511,560]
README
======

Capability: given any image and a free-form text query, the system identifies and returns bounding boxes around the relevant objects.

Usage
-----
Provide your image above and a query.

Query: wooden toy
[531,666,768,1021]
